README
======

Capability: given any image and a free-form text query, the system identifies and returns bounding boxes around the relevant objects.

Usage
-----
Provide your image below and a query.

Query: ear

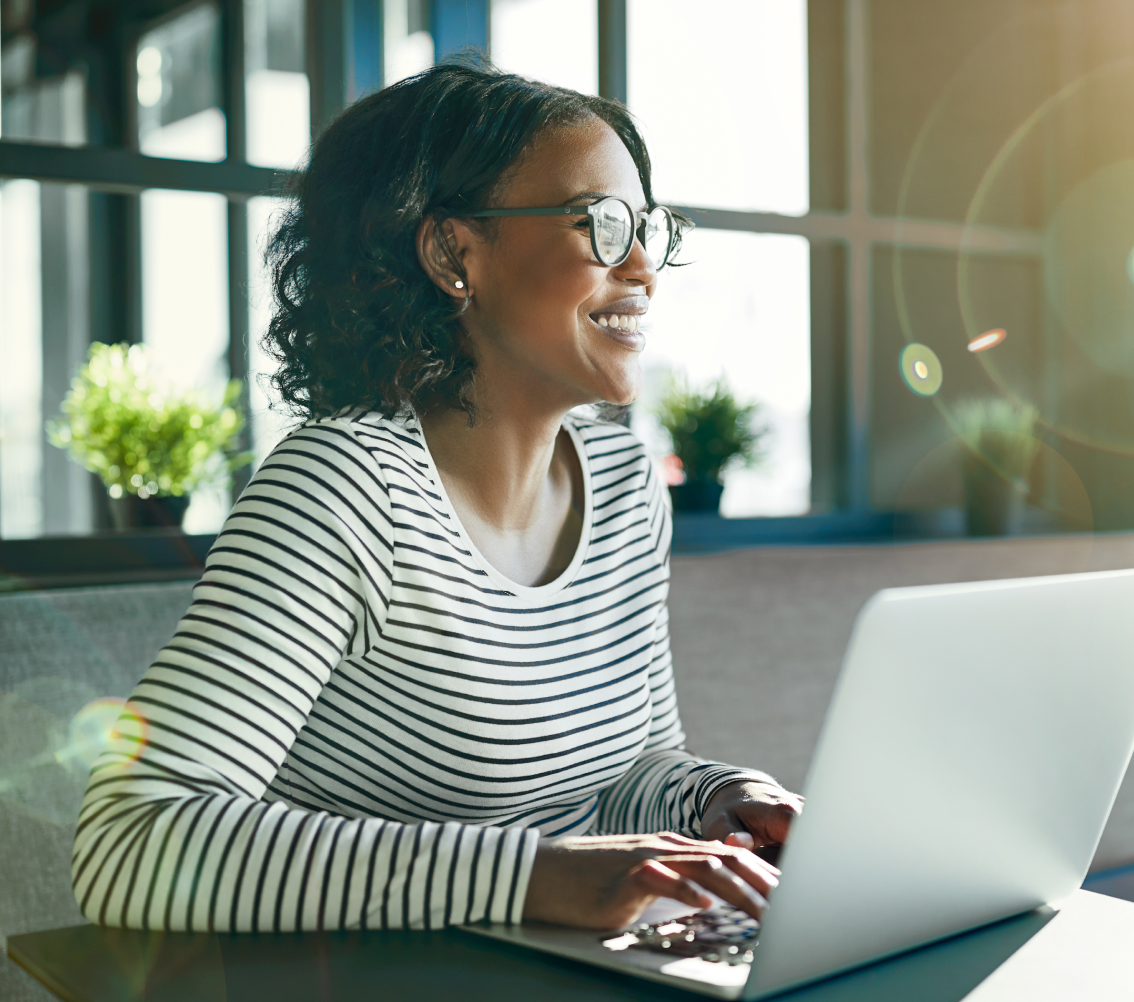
[417,215,482,300]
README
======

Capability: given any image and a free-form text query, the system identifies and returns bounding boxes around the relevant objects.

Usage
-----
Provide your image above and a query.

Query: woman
[72,63,802,933]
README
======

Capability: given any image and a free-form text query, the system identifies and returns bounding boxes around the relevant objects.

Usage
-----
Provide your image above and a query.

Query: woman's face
[451,118,658,411]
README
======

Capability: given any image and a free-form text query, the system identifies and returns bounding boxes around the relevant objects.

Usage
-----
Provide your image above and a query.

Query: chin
[593,366,643,409]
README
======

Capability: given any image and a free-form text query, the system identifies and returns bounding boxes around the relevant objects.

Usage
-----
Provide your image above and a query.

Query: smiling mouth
[591,313,643,333]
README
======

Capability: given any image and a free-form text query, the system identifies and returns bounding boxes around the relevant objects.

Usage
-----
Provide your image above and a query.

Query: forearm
[73,754,539,931]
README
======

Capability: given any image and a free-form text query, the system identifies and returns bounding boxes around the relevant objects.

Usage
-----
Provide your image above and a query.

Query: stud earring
[454,280,465,289]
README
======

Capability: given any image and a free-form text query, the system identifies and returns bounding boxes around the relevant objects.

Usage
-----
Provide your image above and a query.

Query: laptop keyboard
[600,907,760,966]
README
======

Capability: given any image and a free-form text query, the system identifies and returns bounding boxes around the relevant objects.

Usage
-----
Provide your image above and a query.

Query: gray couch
[1,582,196,1002]
[4,533,1133,1001]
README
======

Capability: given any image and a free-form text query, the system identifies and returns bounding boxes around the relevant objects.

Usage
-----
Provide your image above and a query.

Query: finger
[654,836,781,889]
[723,831,782,876]
[739,801,799,845]
[666,856,768,919]
[633,859,713,911]
[714,848,779,897]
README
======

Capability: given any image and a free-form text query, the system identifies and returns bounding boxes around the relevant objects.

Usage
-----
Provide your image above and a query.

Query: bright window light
[247,196,298,466]
[141,186,230,532]
[628,0,809,214]
[491,0,598,93]
[634,230,811,517]
[0,180,44,538]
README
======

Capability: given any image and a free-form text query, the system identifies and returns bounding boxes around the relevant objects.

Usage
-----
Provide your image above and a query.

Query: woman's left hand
[700,780,804,853]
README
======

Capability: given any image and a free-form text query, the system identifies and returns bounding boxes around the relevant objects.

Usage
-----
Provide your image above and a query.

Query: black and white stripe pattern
[72,412,770,931]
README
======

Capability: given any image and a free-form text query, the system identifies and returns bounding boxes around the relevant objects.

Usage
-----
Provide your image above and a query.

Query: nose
[612,227,657,288]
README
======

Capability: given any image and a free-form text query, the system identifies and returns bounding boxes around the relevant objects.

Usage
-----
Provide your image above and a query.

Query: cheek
[493,239,602,333]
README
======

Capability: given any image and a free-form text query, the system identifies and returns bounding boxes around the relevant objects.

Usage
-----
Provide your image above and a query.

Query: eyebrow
[561,191,609,205]
[560,190,651,212]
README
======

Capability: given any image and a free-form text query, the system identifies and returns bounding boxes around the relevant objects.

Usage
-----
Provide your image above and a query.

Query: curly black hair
[263,59,680,424]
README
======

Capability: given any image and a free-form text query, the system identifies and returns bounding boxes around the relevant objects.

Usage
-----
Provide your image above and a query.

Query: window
[627,0,808,214]
[628,0,811,516]
[137,4,226,162]
[4,0,1130,567]
[635,230,811,517]
[492,0,598,93]
[245,0,310,168]
[247,195,296,466]
[384,0,435,85]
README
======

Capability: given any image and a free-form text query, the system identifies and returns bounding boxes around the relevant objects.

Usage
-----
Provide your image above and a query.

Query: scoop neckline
[408,414,593,600]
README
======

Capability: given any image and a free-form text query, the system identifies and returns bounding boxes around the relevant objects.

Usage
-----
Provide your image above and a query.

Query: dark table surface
[9,890,1134,1002]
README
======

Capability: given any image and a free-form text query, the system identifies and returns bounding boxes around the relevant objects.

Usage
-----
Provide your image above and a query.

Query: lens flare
[967,328,1006,353]
[57,698,149,770]
[899,343,943,397]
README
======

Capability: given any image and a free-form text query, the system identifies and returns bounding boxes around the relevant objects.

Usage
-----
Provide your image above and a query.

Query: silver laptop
[463,569,1134,999]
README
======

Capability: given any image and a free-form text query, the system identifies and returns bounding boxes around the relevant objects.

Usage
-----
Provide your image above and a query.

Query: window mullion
[597,0,627,104]
[223,0,253,497]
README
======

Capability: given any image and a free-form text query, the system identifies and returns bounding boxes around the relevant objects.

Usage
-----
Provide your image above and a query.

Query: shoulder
[238,410,409,536]
[258,409,429,482]
[568,414,669,526]
[569,414,648,476]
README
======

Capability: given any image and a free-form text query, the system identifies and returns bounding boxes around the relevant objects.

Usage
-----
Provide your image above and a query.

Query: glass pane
[247,196,296,466]
[0,180,94,540]
[140,190,230,532]
[384,0,435,86]
[245,0,311,168]
[491,0,598,93]
[0,46,87,148]
[627,0,808,213]
[137,4,226,162]
[632,230,811,517]
[0,180,44,538]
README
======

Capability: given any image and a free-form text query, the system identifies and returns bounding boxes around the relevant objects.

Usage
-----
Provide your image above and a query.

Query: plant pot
[962,458,1019,537]
[108,493,191,530]
[669,480,725,513]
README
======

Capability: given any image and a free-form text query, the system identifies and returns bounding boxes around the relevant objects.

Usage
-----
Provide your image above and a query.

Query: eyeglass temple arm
[470,206,657,228]
[469,207,591,218]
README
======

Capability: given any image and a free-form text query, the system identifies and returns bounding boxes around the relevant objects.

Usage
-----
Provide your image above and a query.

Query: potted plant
[656,378,767,513]
[47,342,252,530]
[953,397,1040,537]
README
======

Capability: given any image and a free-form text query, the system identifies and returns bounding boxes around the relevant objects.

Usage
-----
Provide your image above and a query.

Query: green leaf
[655,376,769,483]
[45,342,251,497]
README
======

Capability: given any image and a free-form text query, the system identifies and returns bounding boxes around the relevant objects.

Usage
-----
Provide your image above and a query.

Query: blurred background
[3,0,1134,553]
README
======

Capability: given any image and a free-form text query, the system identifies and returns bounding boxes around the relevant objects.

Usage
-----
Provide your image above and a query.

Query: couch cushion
[0,580,194,1001]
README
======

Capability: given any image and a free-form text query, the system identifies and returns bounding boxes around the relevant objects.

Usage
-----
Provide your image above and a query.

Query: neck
[420,386,575,532]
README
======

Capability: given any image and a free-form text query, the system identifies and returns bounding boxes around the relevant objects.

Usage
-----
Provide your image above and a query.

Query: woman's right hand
[521,832,779,929]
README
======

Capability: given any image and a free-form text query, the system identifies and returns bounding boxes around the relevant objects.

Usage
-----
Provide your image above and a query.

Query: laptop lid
[745,569,1134,999]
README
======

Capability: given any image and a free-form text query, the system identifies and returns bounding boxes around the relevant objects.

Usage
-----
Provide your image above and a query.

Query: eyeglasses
[469,197,677,269]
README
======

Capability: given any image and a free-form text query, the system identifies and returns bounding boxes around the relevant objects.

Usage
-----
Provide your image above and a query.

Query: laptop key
[600,906,760,965]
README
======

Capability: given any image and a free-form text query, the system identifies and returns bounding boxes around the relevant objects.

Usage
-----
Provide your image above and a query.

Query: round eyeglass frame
[469,197,678,269]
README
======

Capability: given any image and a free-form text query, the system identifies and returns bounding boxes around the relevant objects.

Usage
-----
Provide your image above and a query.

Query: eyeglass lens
[593,200,634,265]
[642,207,673,268]
[593,201,673,267]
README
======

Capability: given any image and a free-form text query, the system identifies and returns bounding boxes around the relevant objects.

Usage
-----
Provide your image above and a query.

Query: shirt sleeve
[592,487,785,838]
[71,420,538,932]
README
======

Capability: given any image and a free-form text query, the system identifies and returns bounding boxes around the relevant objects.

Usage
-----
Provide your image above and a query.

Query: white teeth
[595,313,645,331]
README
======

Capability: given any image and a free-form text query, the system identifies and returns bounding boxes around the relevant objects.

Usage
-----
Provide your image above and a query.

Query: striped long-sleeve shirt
[72,411,774,932]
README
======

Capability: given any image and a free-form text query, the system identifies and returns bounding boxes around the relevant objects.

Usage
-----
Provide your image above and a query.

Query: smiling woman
[71,62,801,936]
